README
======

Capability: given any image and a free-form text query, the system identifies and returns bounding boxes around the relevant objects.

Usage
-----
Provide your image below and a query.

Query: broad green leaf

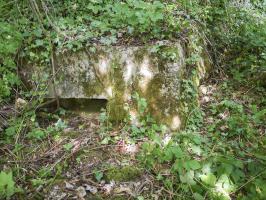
[173,159,183,174]
[35,39,44,46]
[188,160,201,170]
[191,145,202,156]
[164,148,173,161]
[193,193,204,200]
[101,137,110,144]
[172,147,183,158]
[216,174,235,193]
[180,170,196,185]
[200,173,217,186]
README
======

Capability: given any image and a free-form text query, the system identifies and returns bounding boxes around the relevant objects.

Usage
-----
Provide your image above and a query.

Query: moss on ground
[105,166,142,182]
[111,196,127,200]
[87,195,104,200]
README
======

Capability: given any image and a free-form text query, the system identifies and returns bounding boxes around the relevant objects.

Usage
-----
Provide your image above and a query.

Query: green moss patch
[105,166,142,182]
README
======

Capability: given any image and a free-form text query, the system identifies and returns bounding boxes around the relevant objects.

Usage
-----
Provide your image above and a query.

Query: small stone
[124,143,139,154]
[200,85,208,95]
[76,186,86,198]
[66,172,72,178]
[15,98,28,110]
[206,117,214,124]
[114,185,132,194]
[63,127,75,133]
[65,181,75,190]
[162,134,172,146]
[103,181,115,195]
[202,96,210,103]
[220,125,228,131]
[218,110,230,120]
[84,184,98,194]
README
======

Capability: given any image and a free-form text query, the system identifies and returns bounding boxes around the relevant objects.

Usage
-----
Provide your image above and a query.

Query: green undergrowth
[1,0,266,199]
[88,69,266,200]
[95,70,266,200]
[136,73,266,200]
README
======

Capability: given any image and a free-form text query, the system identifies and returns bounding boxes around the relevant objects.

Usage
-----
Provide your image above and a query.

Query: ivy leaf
[63,143,73,152]
[152,134,161,146]
[33,28,42,38]
[35,39,44,46]
[94,171,103,182]
[5,126,17,136]
[231,169,245,183]
[55,119,67,130]
[27,129,46,140]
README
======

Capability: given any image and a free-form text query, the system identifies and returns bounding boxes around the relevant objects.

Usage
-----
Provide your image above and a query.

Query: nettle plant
[0,22,22,101]
[139,127,238,200]
[0,171,21,199]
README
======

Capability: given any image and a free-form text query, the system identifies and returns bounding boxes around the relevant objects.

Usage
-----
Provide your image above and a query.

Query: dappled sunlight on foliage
[0,0,265,199]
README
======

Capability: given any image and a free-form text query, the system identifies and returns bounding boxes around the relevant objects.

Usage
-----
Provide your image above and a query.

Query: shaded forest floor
[1,71,265,200]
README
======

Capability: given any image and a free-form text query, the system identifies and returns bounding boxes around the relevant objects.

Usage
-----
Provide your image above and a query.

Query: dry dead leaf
[114,185,132,195]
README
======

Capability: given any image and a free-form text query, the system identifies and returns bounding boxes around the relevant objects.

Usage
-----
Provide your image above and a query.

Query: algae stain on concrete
[106,54,128,122]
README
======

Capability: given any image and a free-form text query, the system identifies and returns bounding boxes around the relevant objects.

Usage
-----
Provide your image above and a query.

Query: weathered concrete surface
[21,42,210,130]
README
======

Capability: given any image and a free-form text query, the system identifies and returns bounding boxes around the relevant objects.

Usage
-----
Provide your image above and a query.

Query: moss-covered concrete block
[22,42,210,130]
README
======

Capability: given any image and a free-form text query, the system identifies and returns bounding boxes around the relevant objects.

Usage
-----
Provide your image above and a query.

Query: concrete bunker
[21,42,210,130]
